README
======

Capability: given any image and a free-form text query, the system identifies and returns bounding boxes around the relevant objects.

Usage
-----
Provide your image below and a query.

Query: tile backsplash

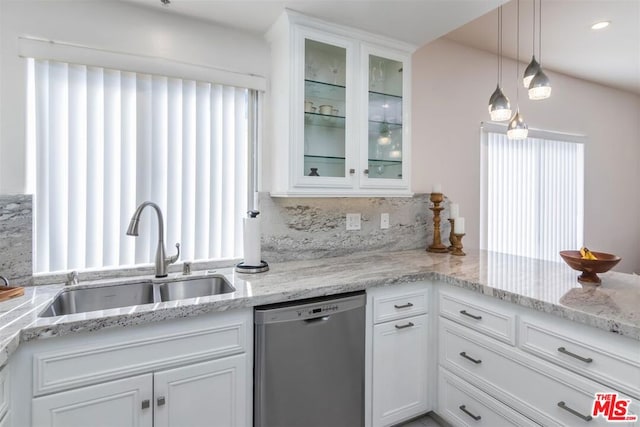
[260,192,445,262]
[0,194,33,286]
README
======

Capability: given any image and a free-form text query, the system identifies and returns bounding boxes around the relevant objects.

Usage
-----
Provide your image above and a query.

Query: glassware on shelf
[309,168,320,176]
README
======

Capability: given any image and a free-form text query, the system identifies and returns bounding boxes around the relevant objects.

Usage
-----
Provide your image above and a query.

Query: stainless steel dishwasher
[254,292,365,427]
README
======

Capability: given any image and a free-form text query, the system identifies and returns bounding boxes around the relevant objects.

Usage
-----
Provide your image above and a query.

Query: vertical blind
[482,131,584,261]
[27,59,249,273]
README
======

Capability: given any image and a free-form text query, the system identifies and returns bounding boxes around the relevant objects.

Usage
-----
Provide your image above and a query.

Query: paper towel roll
[243,216,261,266]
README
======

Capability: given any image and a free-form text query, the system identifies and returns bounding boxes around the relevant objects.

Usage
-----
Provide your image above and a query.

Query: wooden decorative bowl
[559,250,621,285]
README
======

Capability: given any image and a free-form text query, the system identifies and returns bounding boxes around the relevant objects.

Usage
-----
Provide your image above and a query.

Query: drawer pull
[459,405,482,421]
[557,401,593,421]
[459,351,482,364]
[460,310,482,320]
[557,347,593,363]
[395,322,414,330]
[394,302,414,309]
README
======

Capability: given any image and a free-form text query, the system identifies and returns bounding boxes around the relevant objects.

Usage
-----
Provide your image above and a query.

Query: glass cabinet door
[303,39,347,179]
[367,54,404,180]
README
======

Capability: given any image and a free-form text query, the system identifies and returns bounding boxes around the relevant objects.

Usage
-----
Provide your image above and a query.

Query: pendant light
[488,6,511,121]
[528,0,552,100]
[523,0,540,87]
[508,0,529,140]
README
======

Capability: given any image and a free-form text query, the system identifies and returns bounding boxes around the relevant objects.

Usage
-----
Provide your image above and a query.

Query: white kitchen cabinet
[154,354,247,427]
[12,309,252,427]
[367,282,431,427]
[266,11,415,197]
[437,285,640,426]
[32,374,153,427]
[372,313,429,427]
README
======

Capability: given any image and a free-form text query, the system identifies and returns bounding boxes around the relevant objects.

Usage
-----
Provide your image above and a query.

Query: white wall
[0,0,269,194]
[412,38,640,273]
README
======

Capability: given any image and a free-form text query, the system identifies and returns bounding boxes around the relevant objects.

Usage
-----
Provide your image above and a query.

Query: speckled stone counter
[1,249,639,369]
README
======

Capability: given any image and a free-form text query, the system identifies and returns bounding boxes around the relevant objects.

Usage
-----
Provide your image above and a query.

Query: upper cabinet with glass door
[267,11,415,197]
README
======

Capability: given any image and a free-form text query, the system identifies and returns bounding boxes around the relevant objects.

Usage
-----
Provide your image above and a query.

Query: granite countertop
[1,249,639,369]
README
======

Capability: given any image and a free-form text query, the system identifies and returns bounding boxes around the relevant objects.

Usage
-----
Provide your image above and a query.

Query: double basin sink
[39,276,235,318]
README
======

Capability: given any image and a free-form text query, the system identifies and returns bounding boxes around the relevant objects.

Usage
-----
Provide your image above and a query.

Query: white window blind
[27,59,249,273]
[481,129,584,261]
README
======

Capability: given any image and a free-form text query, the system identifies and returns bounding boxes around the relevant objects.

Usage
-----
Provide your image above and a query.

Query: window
[27,59,252,273]
[480,125,585,261]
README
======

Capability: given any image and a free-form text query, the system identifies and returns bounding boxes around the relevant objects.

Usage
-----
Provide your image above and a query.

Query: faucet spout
[126,201,179,277]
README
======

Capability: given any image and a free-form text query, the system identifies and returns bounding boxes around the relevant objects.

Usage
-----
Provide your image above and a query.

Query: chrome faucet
[0,275,8,286]
[126,201,180,278]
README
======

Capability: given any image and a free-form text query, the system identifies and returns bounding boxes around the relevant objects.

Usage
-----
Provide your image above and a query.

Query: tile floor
[397,413,444,427]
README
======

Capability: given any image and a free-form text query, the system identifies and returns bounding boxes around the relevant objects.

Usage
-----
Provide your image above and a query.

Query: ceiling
[445,0,640,95]
[125,0,504,47]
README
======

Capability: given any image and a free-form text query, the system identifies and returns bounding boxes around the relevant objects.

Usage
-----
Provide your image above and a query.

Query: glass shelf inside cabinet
[304,39,347,178]
[304,112,346,129]
[368,54,403,180]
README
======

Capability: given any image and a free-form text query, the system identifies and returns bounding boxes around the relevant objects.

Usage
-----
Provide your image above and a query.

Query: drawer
[440,318,640,426]
[0,366,8,422]
[371,282,429,324]
[438,368,537,427]
[439,290,516,345]
[33,309,250,396]
[520,315,640,399]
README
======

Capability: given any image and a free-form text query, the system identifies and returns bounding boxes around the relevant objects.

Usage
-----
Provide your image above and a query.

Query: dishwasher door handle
[304,315,331,323]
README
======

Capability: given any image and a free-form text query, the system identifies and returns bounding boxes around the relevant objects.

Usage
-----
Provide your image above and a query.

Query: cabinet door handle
[394,302,414,309]
[557,347,593,363]
[157,396,166,406]
[459,351,482,364]
[395,322,414,329]
[141,399,150,410]
[460,310,482,320]
[349,168,355,175]
[557,401,593,421]
[364,169,369,175]
[459,405,482,421]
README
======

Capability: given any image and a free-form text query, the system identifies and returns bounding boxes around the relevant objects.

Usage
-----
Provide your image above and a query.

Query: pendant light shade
[488,84,511,121]
[528,69,552,100]
[488,6,511,122]
[528,0,551,100]
[507,108,528,140]
[508,0,528,140]
[523,55,540,88]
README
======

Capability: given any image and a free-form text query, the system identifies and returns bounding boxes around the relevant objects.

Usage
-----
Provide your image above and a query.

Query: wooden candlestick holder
[427,192,448,253]
[448,218,456,251]
[451,233,466,256]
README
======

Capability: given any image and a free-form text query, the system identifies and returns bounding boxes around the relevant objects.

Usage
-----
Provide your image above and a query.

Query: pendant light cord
[538,0,542,65]
[532,0,536,57]
[516,0,520,105]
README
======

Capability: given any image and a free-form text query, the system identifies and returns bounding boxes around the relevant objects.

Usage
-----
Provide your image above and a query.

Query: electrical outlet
[346,213,361,231]
[380,213,389,229]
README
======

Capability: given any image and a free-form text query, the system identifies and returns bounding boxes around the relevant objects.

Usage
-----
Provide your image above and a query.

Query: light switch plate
[346,213,361,230]
[380,213,389,229]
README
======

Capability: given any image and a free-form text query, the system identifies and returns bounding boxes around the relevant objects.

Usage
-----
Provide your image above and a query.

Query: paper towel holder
[235,260,269,274]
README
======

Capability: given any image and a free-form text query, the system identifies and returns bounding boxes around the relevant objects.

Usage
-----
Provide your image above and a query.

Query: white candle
[432,183,442,194]
[450,203,459,219]
[454,217,465,234]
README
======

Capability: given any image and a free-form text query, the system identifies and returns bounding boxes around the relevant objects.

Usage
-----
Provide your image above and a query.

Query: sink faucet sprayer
[126,201,180,278]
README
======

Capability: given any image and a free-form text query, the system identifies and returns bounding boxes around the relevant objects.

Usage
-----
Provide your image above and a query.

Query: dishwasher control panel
[299,304,339,317]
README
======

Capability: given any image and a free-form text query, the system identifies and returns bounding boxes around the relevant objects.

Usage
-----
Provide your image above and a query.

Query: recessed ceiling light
[591,21,610,30]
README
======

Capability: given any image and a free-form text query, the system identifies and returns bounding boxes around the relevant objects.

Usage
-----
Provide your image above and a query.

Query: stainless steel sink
[159,276,235,301]
[39,282,156,317]
[39,275,235,317]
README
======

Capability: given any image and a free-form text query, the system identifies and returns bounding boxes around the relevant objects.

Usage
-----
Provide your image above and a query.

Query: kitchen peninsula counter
[1,249,639,368]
